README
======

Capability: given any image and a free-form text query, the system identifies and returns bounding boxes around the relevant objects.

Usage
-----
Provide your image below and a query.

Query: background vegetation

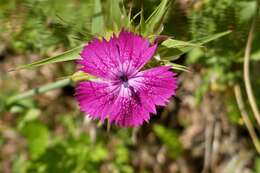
[0,0,260,172]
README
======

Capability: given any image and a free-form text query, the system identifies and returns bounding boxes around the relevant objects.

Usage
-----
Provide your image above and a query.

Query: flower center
[119,73,129,88]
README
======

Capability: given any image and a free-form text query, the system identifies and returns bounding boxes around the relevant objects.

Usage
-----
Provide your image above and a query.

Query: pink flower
[75,31,177,127]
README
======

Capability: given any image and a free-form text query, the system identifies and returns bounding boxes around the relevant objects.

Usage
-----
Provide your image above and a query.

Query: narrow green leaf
[136,7,145,34]
[164,61,191,72]
[140,8,145,34]
[143,0,172,36]
[120,0,131,28]
[108,0,123,30]
[162,39,203,49]
[15,45,83,70]
[160,30,232,61]
[130,10,142,24]
[92,0,105,35]
[192,30,232,45]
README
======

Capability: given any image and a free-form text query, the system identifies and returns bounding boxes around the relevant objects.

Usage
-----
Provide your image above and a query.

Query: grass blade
[14,45,84,70]
[143,0,172,36]
[92,0,105,35]
[192,30,232,45]
[160,30,232,61]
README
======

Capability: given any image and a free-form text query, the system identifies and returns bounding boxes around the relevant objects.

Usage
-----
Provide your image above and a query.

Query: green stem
[7,78,72,104]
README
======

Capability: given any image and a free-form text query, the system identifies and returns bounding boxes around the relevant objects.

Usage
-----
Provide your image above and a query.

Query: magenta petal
[116,31,157,73]
[75,66,177,127]
[78,31,157,79]
[75,81,119,122]
[131,66,177,107]
[75,30,177,127]
[108,96,150,127]
[78,39,119,80]
[75,81,151,127]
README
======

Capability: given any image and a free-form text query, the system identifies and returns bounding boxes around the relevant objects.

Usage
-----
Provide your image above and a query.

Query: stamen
[119,74,128,82]
[118,73,129,88]
[123,81,129,88]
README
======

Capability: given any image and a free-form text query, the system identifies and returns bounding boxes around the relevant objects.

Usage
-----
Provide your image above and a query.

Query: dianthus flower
[75,31,177,127]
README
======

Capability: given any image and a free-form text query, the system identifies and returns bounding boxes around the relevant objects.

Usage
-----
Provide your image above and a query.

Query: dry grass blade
[243,0,260,126]
[234,85,260,154]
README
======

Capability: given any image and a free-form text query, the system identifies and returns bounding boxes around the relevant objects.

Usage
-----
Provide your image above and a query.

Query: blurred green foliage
[0,0,260,172]
[153,125,183,159]
[0,0,94,54]
[21,121,49,159]
[254,157,260,173]
[0,1,135,172]
[184,0,260,129]
[186,0,260,87]
[10,112,135,173]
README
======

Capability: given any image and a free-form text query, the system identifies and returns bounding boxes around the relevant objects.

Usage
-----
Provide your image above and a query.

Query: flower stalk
[7,78,72,104]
